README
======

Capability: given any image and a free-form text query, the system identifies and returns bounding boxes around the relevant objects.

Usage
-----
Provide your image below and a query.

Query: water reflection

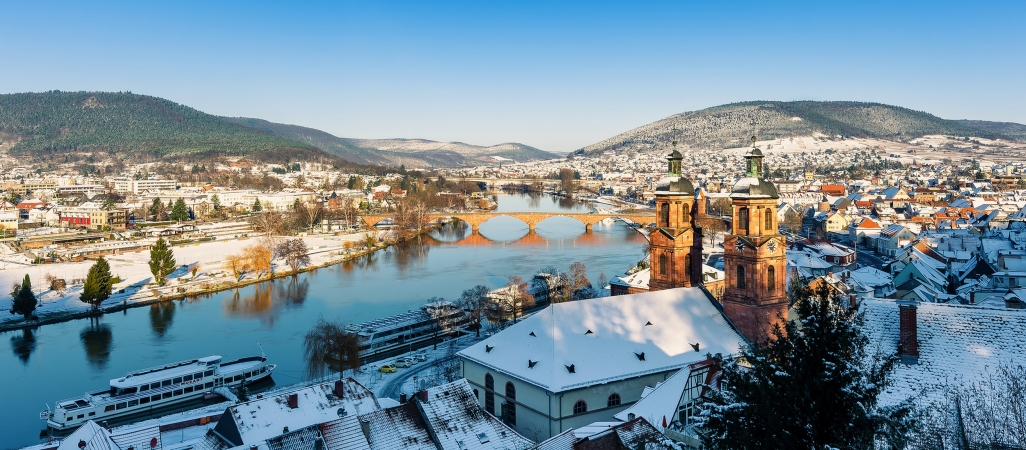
[388,235,432,270]
[80,321,113,370]
[10,328,36,364]
[149,302,176,338]
[224,277,310,319]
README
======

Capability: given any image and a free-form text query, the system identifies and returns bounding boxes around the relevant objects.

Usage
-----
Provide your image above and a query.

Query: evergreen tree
[10,274,37,318]
[347,176,357,190]
[148,238,177,286]
[211,194,221,210]
[698,284,914,449]
[252,198,262,212]
[149,197,164,220]
[81,257,113,310]
[170,198,189,222]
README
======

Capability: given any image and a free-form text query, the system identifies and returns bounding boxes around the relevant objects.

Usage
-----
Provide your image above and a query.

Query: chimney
[400,392,407,404]
[969,291,975,304]
[627,413,635,421]
[334,380,344,398]
[287,393,298,409]
[419,390,429,402]
[897,300,919,364]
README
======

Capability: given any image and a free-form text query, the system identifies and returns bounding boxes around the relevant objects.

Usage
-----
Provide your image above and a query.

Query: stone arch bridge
[361,212,655,232]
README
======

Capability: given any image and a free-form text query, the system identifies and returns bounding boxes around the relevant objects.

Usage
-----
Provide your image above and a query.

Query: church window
[607,393,621,407]
[505,382,517,426]
[485,373,495,415]
[684,254,691,278]
[659,254,667,275]
[768,266,776,291]
[660,203,669,227]
[573,400,588,415]
[764,208,773,231]
[737,265,746,289]
[682,203,690,223]
[738,207,749,234]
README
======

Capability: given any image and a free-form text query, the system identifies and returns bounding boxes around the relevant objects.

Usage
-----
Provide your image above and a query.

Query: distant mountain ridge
[223,117,558,167]
[580,101,1025,156]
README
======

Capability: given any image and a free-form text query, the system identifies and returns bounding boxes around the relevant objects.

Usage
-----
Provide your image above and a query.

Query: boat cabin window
[173,389,183,396]
[77,414,84,419]
[162,380,171,387]
[205,382,213,388]
[121,387,137,395]
[194,372,203,379]
[183,374,193,382]
[139,385,149,392]
[151,395,160,402]
[204,370,214,377]
[173,377,182,384]
[140,397,150,405]
[105,405,115,412]
[162,392,172,399]
[128,400,138,407]
[88,412,95,417]
[115,402,127,410]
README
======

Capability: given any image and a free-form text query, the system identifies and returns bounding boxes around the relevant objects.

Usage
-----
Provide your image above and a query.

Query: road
[379,356,452,399]
[856,248,889,270]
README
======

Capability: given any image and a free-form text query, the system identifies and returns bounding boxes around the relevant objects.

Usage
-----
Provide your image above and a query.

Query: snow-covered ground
[0,230,389,328]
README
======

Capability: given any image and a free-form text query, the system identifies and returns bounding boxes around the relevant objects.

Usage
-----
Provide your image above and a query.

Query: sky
[1,1,1023,153]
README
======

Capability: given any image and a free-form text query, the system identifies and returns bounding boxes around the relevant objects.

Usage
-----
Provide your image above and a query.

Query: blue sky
[1,1,1023,152]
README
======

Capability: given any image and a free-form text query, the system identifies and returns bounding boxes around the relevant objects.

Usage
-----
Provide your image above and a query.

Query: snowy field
[0,230,389,328]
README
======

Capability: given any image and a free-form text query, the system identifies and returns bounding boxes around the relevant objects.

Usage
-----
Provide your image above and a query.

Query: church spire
[744,135,764,178]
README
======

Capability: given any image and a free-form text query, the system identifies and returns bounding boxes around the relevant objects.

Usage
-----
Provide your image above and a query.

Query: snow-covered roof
[609,267,650,289]
[215,379,380,445]
[416,379,533,450]
[848,266,893,288]
[613,365,693,429]
[56,421,120,450]
[862,300,1026,406]
[457,288,745,393]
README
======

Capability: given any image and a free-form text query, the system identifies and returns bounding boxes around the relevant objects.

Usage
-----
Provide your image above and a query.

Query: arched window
[682,203,691,223]
[660,203,669,227]
[505,382,517,426]
[485,374,495,415]
[738,207,749,234]
[737,265,746,289]
[764,208,773,231]
[574,400,588,415]
[658,254,667,275]
[768,265,776,291]
[684,254,691,279]
[607,393,621,407]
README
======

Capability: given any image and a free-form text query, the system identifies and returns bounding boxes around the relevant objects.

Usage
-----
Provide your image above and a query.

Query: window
[77,414,84,419]
[204,370,214,377]
[172,377,182,384]
[128,400,138,407]
[764,208,773,231]
[139,385,149,393]
[768,265,776,291]
[140,397,150,405]
[88,412,95,416]
[737,265,746,289]
[738,207,749,234]
[485,374,495,415]
[573,400,587,415]
[115,403,127,410]
[173,389,183,396]
[183,374,193,382]
[658,254,667,275]
[660,203,669,226]
[682,203,690,223]
[505,382,516,401]
[162,392,172,399]
[684,254,691,279]
[608,393,621,407]
[151,395,160,402]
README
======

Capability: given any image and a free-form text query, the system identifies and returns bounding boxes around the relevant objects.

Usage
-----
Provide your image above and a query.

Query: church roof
[457,288,745,393]
[730,177,779,199]
[655,176,696,195]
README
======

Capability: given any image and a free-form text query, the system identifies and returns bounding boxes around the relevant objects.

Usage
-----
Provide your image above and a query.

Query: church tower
[721,137,787,343]
[649,147,703,291]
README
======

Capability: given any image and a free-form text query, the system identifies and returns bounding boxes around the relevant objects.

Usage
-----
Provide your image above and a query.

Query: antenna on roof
[257,341,265,359]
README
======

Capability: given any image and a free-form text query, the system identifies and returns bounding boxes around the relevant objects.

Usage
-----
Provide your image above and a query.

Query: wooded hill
[0,91,328,163]
[579,101,1025,156]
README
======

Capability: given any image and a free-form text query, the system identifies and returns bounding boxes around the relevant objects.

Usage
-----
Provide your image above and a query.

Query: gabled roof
[458,288,745,393]
[56,421,120,450]
[417,379,533,450]
[862,300,1026,406]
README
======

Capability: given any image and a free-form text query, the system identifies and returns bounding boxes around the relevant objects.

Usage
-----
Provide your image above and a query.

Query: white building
[457,287,745,442]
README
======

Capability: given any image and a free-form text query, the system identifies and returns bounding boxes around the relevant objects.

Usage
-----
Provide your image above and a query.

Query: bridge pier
[584,223,593,233]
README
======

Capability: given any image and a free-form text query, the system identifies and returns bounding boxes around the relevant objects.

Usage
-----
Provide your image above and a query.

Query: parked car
[413,354,428,362]
[378,364,397,373]
[394,359,413,368]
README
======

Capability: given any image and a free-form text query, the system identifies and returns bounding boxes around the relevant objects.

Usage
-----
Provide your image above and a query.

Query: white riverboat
[42,354,275,431]
[347,300,470,357]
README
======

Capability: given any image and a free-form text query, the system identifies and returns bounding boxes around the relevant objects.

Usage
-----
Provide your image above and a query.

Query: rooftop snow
[457,288,745,393]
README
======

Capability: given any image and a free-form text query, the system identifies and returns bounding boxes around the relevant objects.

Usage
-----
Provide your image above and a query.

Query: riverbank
[0,228,409,332]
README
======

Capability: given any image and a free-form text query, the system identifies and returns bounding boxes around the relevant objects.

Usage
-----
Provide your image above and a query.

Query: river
[0,194,648,447]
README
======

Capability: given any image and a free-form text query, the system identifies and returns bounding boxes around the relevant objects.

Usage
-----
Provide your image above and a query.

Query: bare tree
[426,297,458,350]
[559,168,577,196]
[782,209,804,233]
[292,201,324,232]
[568,261,593,299]
[45,272,67,296]
[303,318,361,380]
[253,211,287,238]
[275,238,311,276]
[492,275,535,324]
[224,252,249,281]
[243,243,273,278]
[457,285,490,337]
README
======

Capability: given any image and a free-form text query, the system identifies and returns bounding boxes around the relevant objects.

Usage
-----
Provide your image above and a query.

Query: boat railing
[122,359,201,379]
